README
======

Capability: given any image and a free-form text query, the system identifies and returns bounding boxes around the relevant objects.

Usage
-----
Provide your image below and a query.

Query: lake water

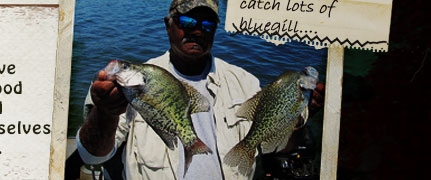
[68,0,327,136]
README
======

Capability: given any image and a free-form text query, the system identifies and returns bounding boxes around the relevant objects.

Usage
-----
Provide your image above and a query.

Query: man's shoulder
[213,57,259,83]
[145,51,170,68]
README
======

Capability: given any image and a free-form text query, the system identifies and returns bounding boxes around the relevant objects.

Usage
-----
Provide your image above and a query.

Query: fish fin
[261,125,295,154]
[275,131,294,153]
[189,138,212,155]
[184,138,212,177]
[184,149,192,177]
[296,108,308,129]
[224,141,256,176]
[125,105,137,123]
[181,81,210,114]
[152,128,177,150]
[235,92,263,121]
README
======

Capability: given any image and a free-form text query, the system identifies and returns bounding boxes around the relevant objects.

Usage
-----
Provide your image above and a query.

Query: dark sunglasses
[176,15,217,33]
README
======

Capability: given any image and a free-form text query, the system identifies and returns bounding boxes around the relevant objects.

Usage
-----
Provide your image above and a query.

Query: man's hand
[91,70,128,117]
[309,82,325,113]
[79,70,128,156]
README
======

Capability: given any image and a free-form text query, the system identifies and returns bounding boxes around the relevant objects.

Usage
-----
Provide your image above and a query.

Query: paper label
[0,6,58,179]
[225,0,393,51]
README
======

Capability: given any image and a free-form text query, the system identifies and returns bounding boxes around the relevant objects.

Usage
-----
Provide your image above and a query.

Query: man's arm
[78,70,128,156]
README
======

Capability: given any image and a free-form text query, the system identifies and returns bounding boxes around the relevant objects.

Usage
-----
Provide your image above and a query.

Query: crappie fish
[104,60,212,176]
[224,67,319,176]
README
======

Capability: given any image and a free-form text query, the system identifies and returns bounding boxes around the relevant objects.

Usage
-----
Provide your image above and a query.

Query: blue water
[68,0,327,136]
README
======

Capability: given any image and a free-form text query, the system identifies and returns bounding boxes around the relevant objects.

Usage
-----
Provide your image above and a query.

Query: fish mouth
[115,71,146,88]
[104,60,120,80]
[302,66,318,79]
[104,60,146,88]
[299,66,319,90]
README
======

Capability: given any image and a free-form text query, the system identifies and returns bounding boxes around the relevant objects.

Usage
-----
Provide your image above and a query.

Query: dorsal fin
[235,91,263,121]
[180,81,210,114]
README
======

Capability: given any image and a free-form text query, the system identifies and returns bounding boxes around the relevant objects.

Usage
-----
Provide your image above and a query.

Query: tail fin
[184,138,212,177]
[223,141,256,176]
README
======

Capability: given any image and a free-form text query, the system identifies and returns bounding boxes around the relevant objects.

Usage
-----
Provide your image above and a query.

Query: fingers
[109,85,122,97]
[94,70,116,82]
[101,89,128,115]
[311,98,323,108]
[311,89,324,108]
[310,82,325,109]
[98,70,107,81]
[315,82,325,93]
[92,80,116,97]
[91,72,127,116]
[93,70,106,82]
[312,89,323,102]
[110,97,128,115]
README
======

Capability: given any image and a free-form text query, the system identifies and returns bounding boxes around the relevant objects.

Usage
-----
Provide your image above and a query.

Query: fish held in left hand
[223,67,319,176]
[104,60,212,176]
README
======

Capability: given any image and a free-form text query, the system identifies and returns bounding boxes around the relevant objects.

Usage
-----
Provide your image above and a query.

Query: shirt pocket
[133,120,169,169]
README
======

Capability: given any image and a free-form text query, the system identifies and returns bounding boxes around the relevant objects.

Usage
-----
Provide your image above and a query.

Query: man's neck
[169,50,211,76]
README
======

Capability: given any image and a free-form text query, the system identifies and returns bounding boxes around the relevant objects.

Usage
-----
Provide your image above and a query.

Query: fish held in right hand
[104,60,212,176]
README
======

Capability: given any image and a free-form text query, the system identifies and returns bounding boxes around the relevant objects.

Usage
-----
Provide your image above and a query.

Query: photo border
[49,0,75,179]
[0,0,74,179]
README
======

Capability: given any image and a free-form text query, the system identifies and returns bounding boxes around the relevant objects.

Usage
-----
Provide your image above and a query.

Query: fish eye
[122,64,129,69]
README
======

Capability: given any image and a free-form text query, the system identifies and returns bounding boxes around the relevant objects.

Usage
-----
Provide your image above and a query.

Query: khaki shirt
[81,51,261,179]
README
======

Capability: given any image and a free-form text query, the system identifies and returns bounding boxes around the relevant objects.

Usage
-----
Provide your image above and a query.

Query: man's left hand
[310,82,325,110]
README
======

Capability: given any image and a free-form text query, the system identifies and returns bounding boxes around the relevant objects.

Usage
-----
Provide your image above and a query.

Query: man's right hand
[91,70,128,117]
[78,70,128,156]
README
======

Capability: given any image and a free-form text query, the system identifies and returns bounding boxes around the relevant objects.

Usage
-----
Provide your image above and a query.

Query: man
[77,0,323,179]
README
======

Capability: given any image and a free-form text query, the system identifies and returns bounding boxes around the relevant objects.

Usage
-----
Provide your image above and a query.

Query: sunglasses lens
[178,16,216,32]
[202,21,216,32]
[179,16,197,29]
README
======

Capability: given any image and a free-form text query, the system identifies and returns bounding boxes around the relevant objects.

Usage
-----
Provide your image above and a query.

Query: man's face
[165,7,218,60]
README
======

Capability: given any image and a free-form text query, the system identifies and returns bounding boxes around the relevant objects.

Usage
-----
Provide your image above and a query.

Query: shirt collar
[207,56,220,87]
[163,50,221,87]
